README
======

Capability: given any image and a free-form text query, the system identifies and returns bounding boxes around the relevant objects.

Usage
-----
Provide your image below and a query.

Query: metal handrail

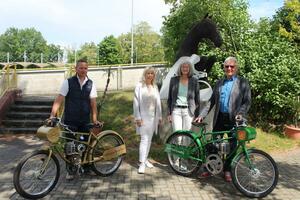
[0,64,18,98]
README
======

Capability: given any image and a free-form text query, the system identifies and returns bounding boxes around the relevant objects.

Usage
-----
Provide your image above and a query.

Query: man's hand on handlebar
[45,117,59,127]
[93,120,104,128]
[193,117,203,123]
[235,114,243,121]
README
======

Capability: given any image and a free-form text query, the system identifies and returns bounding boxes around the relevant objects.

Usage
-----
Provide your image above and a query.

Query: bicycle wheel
[166,132,201,176]
[13,149,60,199]
[91,132,124,176]
[231,149,278,198]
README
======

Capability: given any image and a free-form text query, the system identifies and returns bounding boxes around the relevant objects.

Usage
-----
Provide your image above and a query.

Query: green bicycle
[165,117,278,198]
[13,117,126,199]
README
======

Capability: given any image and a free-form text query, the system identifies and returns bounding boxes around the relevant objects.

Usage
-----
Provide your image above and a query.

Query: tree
[274,0,300,43]
[161,0,300,126]
[118,33,131,63]
[237,19,300,124]
[135,22,164,63]
[98,35,122,65]
[0,27,47,62]
[0,27,62,63]
[77,42,98,65]
[162,0,251,64]
[44,44,63,63]
[117,21,164,64]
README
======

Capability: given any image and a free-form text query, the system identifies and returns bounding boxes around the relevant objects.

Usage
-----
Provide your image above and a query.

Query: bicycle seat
[86,123,95,130]
[192,122,207,127]
[86,122,104,130]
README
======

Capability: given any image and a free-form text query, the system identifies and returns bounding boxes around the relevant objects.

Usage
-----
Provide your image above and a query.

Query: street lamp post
[23,51,27,62]
[97,46,99,67]
[131,0,134,66]
[135,46,138,64]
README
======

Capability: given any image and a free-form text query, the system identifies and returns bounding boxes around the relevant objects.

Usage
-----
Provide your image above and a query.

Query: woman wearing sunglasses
[196,56,251,182]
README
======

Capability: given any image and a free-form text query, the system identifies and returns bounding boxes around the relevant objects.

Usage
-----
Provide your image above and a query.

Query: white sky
[0,0,284,48]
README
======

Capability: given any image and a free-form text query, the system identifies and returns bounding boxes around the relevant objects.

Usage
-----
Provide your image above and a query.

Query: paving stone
[1,135,300,199]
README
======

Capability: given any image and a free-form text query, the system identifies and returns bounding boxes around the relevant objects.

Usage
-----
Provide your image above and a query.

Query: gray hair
[223,56,239,68]
[177,61,194,77]
[141,67,156,86]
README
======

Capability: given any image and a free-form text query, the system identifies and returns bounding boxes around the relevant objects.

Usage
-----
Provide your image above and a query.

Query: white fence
[16,64,167,95]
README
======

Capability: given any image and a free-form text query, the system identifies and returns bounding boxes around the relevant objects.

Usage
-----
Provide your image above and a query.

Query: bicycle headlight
[237,127,257,141]
[237,130,247,141]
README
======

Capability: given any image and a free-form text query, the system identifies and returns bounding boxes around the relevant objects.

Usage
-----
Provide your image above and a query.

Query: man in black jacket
[197,56,251,182]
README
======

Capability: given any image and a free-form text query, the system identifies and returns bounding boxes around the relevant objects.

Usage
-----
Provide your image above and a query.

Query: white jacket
[133,82,162,134]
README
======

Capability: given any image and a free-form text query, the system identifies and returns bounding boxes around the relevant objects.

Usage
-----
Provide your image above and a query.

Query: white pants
[171,108,193,169]
[171,108,193,131]
[139,120,154,163]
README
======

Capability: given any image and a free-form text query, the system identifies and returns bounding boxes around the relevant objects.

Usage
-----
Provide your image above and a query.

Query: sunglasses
[225,65,235,69]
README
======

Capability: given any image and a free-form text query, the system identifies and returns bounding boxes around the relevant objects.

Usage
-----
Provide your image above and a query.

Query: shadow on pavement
[2,134,300,200]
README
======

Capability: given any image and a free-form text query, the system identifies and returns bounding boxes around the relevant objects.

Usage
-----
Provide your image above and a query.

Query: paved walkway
[0,135,300,200]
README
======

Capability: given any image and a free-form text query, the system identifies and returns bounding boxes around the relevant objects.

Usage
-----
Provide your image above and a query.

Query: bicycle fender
[231,147,256,167]
[166,130,203,148]
[169,130,198,139]
[92,130,125,146]
[40,145,51,151]
[90,130,126,161]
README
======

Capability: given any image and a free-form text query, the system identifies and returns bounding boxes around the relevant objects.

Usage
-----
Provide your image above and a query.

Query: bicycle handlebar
[235,115,247,127]
[44,117,104,130]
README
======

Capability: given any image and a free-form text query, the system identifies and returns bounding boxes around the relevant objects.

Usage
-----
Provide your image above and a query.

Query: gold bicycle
[13,117,126,199]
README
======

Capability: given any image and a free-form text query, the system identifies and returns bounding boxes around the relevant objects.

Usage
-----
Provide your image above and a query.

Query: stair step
[0,127,38,134]
[14,100,54,106]
[2,119,44,127]
[10,105,52,112]
[5,112,50,120]
[1,96,55,133]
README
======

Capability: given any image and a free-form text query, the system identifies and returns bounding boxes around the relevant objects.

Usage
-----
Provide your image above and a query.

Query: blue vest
[64,76,93,123]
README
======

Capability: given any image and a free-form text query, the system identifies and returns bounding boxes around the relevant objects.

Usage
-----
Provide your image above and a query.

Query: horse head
[175,14,222,73]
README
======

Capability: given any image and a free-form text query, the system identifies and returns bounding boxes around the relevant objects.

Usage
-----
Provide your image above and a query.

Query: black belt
[220,112,230,118]
[175,105,188,108]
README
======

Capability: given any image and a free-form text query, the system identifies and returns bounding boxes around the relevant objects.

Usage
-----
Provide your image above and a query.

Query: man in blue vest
[50,59,100,180]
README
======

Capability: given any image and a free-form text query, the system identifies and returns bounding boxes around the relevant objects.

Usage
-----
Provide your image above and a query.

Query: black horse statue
[175,14,222,73]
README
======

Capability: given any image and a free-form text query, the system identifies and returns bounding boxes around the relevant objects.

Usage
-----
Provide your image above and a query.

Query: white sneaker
[138,163,145,174]
[145,160,154,168]
[66,172,74,180]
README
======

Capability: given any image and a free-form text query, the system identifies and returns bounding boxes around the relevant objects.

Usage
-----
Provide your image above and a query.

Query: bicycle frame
[39,124,126,167]
[164,122,278,198]
[14,119,127,199]
[165,123,256,168]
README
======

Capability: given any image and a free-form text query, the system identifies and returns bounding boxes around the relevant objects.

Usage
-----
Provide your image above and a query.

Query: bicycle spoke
[232,150,278,198]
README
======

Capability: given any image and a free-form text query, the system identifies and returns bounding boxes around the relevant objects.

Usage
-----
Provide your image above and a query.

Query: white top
[133,82,162,134]
[141,85,156,117]
[59,75,97,98]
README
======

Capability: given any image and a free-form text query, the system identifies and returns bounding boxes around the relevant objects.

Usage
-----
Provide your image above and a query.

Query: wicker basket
[36,126,60,143]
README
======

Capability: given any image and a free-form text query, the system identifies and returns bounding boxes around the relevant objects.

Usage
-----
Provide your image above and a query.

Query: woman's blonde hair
[177,60,194,77]
[141,67,156,86]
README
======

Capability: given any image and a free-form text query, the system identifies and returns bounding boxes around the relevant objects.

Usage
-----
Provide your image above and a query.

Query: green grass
[248,128,300,153]
[98,91,300,163]
[97,91,140,162]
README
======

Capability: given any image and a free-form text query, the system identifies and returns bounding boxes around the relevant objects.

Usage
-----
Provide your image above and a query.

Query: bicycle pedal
[78,167,84,175]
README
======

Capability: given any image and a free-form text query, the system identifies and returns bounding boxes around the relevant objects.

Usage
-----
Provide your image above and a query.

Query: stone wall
[0,89,21,124]
[16,64,165,95]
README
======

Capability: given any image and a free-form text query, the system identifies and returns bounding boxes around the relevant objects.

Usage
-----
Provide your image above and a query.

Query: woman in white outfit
[133,67,162,174]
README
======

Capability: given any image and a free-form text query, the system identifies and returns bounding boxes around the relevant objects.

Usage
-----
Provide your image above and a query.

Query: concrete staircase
[0,96,54,134]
